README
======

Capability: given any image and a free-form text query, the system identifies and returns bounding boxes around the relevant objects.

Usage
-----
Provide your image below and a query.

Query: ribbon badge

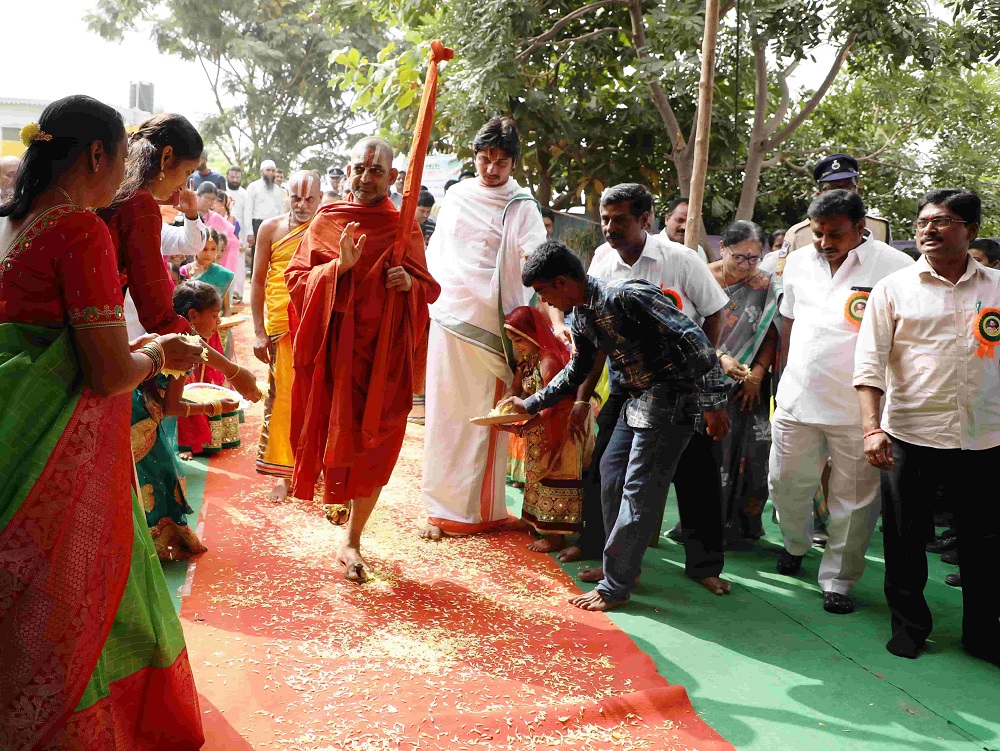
[844,290,870,328]
[660,286,683,311]
[973,308,1000,358]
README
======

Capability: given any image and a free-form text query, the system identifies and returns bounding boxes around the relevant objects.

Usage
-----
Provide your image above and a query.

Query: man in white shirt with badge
[855,189,1000,665]
[769,189,913,614]
[572,183,733,597]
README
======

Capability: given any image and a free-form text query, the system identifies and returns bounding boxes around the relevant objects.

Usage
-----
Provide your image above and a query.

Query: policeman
[763,154,892,275]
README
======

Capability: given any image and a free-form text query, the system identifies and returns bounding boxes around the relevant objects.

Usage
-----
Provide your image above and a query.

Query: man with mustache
[769,189,913,614]
[565,184,732,598]
[854,189,1000,663]
[246,159,286,258]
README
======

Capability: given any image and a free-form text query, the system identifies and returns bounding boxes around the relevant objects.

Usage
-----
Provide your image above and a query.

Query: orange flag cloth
[284,197,440,501]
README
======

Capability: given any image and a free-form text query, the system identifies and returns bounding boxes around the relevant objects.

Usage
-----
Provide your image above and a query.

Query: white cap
[260,159,276,171]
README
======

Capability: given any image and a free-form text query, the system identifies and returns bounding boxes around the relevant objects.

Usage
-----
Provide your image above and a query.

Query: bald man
[252,171,323,500]
[0,156,20,202]
[284,138,440,582]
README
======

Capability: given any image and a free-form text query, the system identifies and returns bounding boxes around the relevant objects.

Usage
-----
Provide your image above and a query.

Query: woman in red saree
[0,96,206,750]
[100,113,261,404]
[499,306,595,553]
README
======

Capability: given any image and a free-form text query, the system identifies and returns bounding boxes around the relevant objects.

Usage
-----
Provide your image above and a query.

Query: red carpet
[183,321,733,750]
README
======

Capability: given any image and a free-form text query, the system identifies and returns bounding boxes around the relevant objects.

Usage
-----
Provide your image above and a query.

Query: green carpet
[504,486,999,751]
[161,456,209,612]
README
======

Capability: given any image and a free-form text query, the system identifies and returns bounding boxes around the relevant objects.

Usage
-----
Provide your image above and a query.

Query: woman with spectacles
[708,221,779,547]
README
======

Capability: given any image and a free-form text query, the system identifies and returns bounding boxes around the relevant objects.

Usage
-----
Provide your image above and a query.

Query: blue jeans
[595,415,693,603]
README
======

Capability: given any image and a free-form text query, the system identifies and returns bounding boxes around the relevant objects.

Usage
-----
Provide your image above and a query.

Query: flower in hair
[20,123,52,147]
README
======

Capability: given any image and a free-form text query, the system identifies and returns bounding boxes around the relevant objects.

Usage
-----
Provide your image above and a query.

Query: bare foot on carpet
[698,576,731,596]
[556,545,586,563]
[269,478,290,503]
[420,523,444,541]
[569,590,627,611]
[340,545,370,583]
[577,566,640,586]
[179,450,194,461]
[527,533,565,553]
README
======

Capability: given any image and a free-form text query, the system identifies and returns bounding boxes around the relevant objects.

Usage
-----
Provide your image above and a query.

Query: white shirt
[589,232,728,325]
[854,255,1000,450]
[777,236,913,425]
[656,228,708,263]
[160,217,205,257]
[225,185,249,240]
[245,178,286,222]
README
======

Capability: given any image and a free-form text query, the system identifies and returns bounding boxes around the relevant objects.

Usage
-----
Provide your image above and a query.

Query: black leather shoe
[945,572,962,587]
[941,549,959,566]
[926,535,958,554]
[823,592,855,614]
[777,549,803,575]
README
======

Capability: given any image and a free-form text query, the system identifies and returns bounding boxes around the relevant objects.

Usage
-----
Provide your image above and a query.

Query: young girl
[499,306,595,553]
[173,281,242,459]
[181,227,237,359]
[180,227,233,315]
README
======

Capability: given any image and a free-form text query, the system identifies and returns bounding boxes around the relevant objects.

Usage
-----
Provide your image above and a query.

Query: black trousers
[576,392,627,557]
[672,431,725,579]
[882,435,1000,654]
[580,391,724,578]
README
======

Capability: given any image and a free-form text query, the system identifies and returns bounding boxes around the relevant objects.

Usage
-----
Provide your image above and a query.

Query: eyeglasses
[914,216,968,231]
[724,250,761,265]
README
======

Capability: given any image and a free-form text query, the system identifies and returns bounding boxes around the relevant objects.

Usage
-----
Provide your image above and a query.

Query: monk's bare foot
[324,502,351,526]
[269,478,290,503]
[556,545,586,563]
[569,590,627,611]
[420,523,444,541]
[179,451,194,461]
[340,545,369,584]
[698,576,731,596]
[527,533,565,553]
[578,566,605,583]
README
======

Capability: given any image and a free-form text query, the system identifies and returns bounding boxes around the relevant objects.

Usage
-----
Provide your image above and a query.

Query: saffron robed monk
[284,136,441,581]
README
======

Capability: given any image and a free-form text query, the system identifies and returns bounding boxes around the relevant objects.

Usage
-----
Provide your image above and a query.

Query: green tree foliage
[87,0,379,174]
[330,0,994,237]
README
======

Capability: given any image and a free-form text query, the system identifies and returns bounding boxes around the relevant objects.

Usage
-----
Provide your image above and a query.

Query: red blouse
[102,190,190,336]
[0,205,126,329]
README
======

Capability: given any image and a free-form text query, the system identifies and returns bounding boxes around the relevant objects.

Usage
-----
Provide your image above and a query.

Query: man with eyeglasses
[761,154,892,277]
[854,189,1000,664]
[768,189,913,615]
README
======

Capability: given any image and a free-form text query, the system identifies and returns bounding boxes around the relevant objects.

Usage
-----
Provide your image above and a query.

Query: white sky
[6,1,217,121]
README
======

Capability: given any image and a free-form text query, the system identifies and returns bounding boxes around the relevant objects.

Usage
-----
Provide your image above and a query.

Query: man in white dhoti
[421,117,549,539]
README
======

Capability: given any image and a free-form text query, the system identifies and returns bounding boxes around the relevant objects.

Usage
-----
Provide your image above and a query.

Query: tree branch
[751,32,768,139]
[763,61,794,137]
[515,0,629,61]
[767,32,857,148]
[625,0,685,152]
[550,26,620,47]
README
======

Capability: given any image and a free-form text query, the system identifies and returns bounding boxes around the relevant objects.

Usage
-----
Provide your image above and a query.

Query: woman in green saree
[710,221,780,547]
[0,96,206,749]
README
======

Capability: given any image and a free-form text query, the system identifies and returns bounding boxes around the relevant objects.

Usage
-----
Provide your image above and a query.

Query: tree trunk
[685,0,720,256]
[536,149,553,207]
[735,138,768,220]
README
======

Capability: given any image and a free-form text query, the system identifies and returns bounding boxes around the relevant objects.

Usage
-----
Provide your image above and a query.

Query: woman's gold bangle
[226,362,241,380]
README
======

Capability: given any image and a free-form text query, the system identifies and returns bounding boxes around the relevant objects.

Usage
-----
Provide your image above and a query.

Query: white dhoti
[768,406,881,594]
[419,177,548,534]
[423,321,513,533]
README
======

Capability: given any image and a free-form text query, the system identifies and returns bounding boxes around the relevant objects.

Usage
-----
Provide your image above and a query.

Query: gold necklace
[54,187,75,206]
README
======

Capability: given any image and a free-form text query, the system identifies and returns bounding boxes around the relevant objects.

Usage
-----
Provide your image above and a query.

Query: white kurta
[422,178,547,533]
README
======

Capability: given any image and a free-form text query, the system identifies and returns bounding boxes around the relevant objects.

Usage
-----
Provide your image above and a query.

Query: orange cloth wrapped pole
[362,40,454,448]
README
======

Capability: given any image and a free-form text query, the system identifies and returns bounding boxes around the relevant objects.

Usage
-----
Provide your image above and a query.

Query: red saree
[285,196,440,501]
[0,206,203,750]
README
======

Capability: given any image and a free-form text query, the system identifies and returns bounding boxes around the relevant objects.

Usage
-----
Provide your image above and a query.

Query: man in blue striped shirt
[504,241,729,610]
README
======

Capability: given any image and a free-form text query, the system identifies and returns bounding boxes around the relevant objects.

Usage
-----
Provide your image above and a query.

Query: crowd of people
[0,92,996,747]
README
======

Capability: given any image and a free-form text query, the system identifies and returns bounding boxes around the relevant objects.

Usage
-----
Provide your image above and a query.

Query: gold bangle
[184,403,190,418]
[225,362,240,380]
[574,400,590,405]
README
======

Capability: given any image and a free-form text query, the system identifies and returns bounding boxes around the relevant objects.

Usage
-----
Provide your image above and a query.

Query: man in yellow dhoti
[251,170,322,500]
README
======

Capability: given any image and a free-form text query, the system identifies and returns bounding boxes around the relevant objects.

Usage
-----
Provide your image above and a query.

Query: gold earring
[158,171,165,181]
